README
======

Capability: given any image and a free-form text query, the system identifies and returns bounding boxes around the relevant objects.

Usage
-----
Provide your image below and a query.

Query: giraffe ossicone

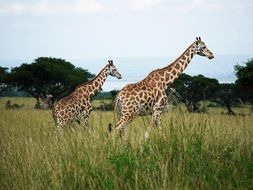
[110,37,214,135]
[53,60,122,128]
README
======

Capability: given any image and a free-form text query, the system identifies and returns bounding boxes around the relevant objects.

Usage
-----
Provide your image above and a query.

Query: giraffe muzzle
[208,54,214,59]
[117,74,122,79]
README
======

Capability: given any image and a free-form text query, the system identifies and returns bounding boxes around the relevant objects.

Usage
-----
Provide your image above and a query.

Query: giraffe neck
[44,98,50,104]
[80,66,108,97]
[164,43,195,85]
[145,43,195,89]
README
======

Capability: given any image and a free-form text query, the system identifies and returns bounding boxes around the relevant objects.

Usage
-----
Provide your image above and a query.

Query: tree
[171,74,220,112]
[109,90,119,101]
[234,58,253,103]
[0,66,9,95]
[216,83,236,115]
[8,57,94,105]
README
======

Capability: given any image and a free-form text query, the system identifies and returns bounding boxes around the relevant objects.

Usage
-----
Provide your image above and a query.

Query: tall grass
[0,98,253,189]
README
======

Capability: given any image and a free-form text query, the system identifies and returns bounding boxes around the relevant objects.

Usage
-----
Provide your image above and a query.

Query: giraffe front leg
[151,109,162,129]
[144,109,162,141]
[55,117,65,133]
[150,95,167,129]
[79,112,90,128]
[79,103,92,128]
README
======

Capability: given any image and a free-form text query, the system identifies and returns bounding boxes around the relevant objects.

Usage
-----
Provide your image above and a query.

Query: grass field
[0,97,253,189]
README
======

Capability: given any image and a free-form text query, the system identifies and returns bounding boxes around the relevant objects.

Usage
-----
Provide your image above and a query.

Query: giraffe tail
[108,123,112,132]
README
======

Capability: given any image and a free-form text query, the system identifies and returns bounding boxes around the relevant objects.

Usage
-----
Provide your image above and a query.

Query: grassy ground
[0,97,253,189]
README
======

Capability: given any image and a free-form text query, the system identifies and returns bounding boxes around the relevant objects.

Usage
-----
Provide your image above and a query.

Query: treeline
[168,74,236,114]
[0,57,253,113]
[168,58,253,113]
[0,57,94,106]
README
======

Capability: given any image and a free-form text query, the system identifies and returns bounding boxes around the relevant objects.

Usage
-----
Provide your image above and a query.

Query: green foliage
[109,90,119,101]
[109,146,138,180]
[92,90,120,111]
[8,57,94,103]
[215,83,236,114]
[0,66,9,94]
[235,58,253,103]
[172,74,220,112]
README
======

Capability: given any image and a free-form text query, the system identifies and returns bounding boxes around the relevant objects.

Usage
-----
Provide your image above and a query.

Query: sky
[0,0,253,61]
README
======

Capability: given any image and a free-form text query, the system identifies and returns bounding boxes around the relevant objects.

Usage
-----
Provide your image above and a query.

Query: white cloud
[0,3,26,15]
[0,0,106,16]
[125,0,253,14]
[1,0,252,16]
[173,0,253,12]
[72,0,106,13]
[31,0,106,15]
[128,0,162,11]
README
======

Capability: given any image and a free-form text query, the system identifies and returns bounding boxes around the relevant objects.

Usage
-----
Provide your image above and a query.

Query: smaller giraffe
[53,60,122,128]
[43,94,53,110]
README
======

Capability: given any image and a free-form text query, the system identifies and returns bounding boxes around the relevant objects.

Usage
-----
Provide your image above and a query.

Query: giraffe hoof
[144,131,150,141]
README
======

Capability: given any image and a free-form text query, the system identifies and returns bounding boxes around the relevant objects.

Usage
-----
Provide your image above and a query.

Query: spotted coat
[53,60,122,128]
[113,37,214,134]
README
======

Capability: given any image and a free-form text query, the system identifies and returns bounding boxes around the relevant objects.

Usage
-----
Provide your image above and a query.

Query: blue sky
[0,0,253,60]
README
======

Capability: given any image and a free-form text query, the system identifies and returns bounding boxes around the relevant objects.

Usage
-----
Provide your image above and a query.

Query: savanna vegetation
[0,98,253,189]
[0,58,253,189]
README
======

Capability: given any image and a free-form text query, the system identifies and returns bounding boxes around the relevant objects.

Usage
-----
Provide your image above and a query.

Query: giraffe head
[46,94,53,99]
[107,60,122,79]
[194,37,214,59]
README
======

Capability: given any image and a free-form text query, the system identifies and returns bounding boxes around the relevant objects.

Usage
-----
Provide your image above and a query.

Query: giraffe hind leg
[55,118,65,133]
[115,115,134,136]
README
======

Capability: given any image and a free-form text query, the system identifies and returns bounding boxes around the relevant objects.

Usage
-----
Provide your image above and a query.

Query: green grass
[0,97,253,189]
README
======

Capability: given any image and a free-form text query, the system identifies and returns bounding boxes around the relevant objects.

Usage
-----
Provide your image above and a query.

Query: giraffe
[110,37,214,135]
[43,94,53,110]
[53,60,122,128]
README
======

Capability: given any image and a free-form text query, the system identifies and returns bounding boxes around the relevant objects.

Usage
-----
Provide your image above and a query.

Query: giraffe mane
[75,65,107,89]
[144,42,194,79]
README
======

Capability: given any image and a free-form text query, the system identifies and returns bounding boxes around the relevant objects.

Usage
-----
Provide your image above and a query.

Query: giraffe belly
[116,86,155,115]
[138,102,153,116]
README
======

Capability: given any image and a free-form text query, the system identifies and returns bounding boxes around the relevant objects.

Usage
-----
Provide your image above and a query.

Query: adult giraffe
[53,60,122,128]
[110,37,214,135]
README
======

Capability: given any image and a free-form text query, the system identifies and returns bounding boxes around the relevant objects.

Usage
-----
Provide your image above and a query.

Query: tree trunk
[34,96,41,109]
[226,104,235,115]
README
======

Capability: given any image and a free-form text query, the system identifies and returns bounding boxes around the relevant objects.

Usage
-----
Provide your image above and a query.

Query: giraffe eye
[203,46,206,49]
